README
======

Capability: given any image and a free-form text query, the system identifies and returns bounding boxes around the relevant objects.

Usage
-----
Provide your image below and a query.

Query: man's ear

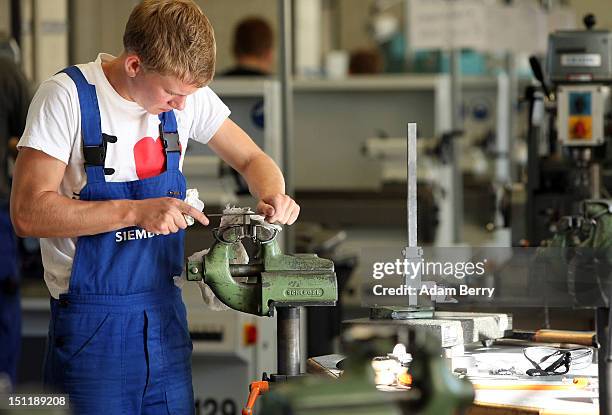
[124,54,143,78]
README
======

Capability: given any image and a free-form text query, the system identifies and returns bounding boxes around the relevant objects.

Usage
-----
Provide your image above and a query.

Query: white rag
[183,188,205,226]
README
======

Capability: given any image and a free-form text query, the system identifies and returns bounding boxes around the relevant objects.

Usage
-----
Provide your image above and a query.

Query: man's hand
[133,197,209,234]
[257,194,300,225]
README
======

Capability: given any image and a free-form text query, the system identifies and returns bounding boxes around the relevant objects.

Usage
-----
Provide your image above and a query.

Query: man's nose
[170,96,186,110]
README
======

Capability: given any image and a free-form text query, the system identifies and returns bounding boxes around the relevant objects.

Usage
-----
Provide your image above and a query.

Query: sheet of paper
[408,0,571,53]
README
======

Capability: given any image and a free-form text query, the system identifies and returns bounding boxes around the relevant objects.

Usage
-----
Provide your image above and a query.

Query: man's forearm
[207,119,299,224]
[241,153,285,199]
[11,191,137,238]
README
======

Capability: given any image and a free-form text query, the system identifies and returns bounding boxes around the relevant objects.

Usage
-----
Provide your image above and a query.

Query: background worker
[0,37,30,390]
[222,17,275,76]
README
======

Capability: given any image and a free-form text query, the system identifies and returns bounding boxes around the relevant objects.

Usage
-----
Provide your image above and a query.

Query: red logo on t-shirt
[133,137,183,181]
[133,136,166,179]
[133,136,183,180]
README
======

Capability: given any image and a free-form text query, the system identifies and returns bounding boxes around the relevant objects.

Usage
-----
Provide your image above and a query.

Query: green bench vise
[185,233,337,317]
[185,217,338,381]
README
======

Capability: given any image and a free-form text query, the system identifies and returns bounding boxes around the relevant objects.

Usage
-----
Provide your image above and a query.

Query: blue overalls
[0,199,20,389]
[44,66,194,414]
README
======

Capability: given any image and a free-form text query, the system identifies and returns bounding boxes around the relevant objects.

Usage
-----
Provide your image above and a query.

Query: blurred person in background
[0,33,31,390]
[222,17,274,76]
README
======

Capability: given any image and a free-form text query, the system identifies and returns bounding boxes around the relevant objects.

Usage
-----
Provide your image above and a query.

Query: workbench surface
[464,344,598,415]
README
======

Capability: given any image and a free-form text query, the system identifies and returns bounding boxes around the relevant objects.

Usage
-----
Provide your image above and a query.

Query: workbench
[307,341,599,415]
[464,343,598,415]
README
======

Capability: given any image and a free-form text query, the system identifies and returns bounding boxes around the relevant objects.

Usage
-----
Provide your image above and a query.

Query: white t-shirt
[18,53,230,299]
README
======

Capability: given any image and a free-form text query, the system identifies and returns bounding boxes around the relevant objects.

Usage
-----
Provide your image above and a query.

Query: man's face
[131,66,200,115]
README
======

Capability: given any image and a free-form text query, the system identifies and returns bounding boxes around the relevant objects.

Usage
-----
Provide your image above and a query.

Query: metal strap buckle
[159,124,180,152]
[83,133,117,166]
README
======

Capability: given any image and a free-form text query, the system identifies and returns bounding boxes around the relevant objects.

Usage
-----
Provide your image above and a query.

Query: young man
[222,17,275,76]
[10,1,299,413]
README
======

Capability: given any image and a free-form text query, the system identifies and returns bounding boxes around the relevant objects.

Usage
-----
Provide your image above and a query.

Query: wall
[34,0,68,82]
[0,0,9,35]
[337,0,403,52]
[70,0,137,65]
[567,0,612,30]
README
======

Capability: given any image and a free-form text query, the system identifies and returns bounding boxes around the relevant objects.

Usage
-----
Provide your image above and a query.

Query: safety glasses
[523,346,593,376]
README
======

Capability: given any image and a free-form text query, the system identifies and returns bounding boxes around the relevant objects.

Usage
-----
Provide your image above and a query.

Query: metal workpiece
[227,263,265,278]
[348,312,511,349]
[277,307,301,376]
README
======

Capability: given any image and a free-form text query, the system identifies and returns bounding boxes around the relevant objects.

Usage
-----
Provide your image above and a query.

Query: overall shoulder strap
[158,110,181,171]
[60,66,107,184]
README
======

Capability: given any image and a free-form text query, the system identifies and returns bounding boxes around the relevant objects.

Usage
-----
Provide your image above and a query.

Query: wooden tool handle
[533,329,596,346]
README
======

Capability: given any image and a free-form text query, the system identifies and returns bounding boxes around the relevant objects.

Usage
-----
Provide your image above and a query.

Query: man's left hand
[257,194,300,225]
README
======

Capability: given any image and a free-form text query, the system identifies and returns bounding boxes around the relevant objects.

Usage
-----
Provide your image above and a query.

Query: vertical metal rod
[526,89,543,244]
[277,306,300,376]
[407,123,417,249]
[278,0,295,254]
[31,0,37,84]
[67,0,74,65]
[597,307,611,415]
[505,52,518,184]
[406,123,419,307]
[591,163,601,199]
[450,49,463,244]
[10,0,22,47]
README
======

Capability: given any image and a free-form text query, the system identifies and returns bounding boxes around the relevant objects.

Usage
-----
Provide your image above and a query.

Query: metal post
[277,306,300,376]
[67,0,74,65]
[406,123,419,307]
[450,49,463,244]
[591,163,601,199]
[278,0,295,254]
[10,0,21,47]
[597,307,612,415]
[407,123,417,249]
[525,88,543,244]
[505,53,518,184]
[31,0,37,84]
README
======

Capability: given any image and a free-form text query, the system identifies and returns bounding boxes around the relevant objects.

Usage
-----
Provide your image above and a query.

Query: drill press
[186,212,338,383]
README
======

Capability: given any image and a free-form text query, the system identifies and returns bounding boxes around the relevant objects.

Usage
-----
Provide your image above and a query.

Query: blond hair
[123,0,216,87]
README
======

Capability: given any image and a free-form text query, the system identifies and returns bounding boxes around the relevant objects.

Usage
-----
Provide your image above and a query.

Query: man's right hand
[132,197,209,235]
